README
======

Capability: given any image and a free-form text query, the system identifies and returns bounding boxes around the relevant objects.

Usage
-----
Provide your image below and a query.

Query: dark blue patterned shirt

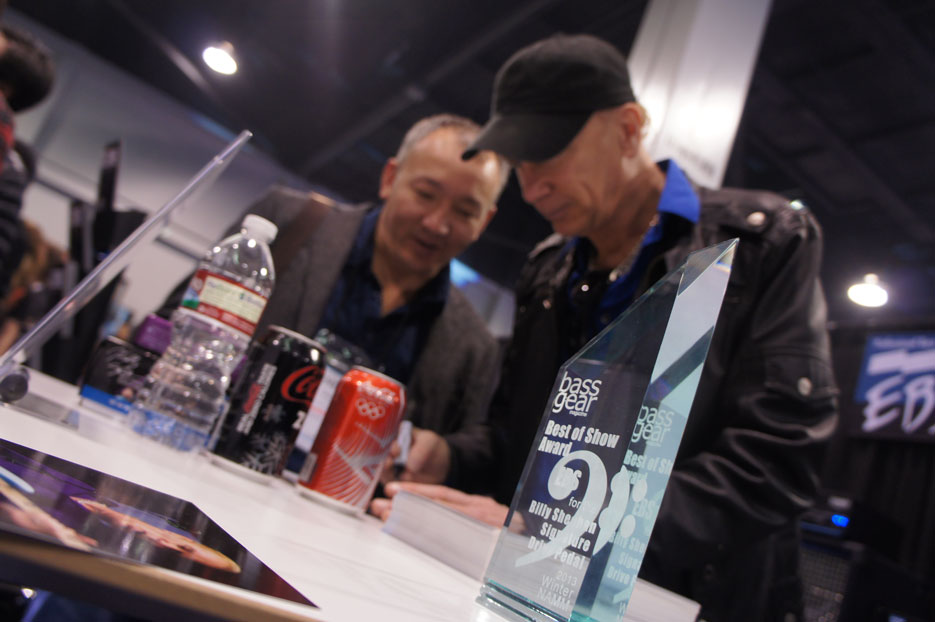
[317,206,449,383]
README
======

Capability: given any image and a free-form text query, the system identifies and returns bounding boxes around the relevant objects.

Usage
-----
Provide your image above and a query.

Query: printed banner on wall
[852,332,935,441]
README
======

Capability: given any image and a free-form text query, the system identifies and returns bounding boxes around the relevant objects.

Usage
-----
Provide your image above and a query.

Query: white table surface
[0,370,503,622]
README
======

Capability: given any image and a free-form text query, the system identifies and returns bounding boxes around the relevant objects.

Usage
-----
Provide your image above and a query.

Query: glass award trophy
[478,239,737,622]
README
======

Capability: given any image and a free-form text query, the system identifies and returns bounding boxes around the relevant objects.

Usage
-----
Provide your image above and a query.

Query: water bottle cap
[242,214,278,243]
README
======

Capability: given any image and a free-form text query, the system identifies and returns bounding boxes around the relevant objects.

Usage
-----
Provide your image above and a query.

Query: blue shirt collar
[571,158,700,257]
[644,159,700,244]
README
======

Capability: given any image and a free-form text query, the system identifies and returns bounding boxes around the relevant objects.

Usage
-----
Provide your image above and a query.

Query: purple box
[133,313,173,354]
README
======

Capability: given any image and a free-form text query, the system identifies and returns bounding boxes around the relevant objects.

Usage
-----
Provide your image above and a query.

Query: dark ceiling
[10,0,935,327]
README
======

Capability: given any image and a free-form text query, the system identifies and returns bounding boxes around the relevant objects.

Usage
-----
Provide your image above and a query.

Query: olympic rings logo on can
[355,397,386,420]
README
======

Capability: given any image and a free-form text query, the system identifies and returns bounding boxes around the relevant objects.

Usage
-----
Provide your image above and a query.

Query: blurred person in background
[0,219,66,354]
[0,5,55,301]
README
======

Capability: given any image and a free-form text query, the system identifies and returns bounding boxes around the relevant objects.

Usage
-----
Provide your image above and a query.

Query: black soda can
[211,325,326,476]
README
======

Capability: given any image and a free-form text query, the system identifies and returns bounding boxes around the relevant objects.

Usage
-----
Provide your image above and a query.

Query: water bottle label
[181,269,268,338]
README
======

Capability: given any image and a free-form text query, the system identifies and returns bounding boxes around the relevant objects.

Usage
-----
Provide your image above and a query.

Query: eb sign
[853,333,935,441]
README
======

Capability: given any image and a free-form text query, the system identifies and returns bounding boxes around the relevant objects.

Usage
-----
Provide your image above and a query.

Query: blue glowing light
[450,259,481,287]
[830,514,850,528]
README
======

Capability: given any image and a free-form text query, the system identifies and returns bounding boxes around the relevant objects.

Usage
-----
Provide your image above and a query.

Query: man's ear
[616,103,645,157]
[379,158,399,200]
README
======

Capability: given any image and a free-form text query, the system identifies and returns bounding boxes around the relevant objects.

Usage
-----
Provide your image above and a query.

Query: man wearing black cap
[377,33,837,621]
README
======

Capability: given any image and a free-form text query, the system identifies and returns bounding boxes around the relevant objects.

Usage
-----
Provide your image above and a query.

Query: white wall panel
[628,0,772,188]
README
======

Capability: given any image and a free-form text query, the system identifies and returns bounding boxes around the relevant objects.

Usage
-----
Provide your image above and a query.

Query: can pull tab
[393,420,413,475]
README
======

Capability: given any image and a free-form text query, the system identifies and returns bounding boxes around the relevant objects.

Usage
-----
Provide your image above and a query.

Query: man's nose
[516,163,550,205]
[422,205,451,236]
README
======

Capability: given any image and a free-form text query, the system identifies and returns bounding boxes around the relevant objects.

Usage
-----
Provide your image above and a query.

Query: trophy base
[477,582,572,622]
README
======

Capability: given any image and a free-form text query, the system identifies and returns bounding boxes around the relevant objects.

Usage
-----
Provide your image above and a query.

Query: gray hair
[395,114,511,198]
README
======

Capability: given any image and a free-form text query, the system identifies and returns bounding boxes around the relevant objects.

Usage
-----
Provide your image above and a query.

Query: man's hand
[382,427,451,485]
[370,481,509,527]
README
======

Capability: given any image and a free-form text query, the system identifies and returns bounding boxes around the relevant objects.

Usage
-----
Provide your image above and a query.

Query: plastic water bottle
[129,214,277,451]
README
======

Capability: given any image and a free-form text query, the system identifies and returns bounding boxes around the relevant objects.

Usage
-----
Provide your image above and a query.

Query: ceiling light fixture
[847,273,889,308]
[202,42,238,75]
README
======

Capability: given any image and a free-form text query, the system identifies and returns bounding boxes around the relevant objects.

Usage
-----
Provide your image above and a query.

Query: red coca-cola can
[210,326,326,477]
[297,366,406,512]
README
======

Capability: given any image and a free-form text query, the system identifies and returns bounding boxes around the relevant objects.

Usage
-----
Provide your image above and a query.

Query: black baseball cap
[463,34,636,163]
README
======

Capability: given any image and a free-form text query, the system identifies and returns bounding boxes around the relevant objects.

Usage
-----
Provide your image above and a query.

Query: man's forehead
[404,139,499,180]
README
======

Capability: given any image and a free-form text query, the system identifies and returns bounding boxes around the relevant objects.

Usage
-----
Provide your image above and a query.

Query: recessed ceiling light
[847,273,888,308]
[202,42,237,75]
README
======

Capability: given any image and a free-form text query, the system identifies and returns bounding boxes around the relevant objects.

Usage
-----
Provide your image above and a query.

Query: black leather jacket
[485,185,839,621]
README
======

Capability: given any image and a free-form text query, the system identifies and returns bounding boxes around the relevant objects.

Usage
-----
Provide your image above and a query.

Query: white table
[0,371,501,622]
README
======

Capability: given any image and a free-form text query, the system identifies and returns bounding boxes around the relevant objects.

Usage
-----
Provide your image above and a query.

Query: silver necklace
[604,215,658,283]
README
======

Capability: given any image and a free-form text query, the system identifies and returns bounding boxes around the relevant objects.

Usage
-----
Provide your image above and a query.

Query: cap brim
[462,112,592,163]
